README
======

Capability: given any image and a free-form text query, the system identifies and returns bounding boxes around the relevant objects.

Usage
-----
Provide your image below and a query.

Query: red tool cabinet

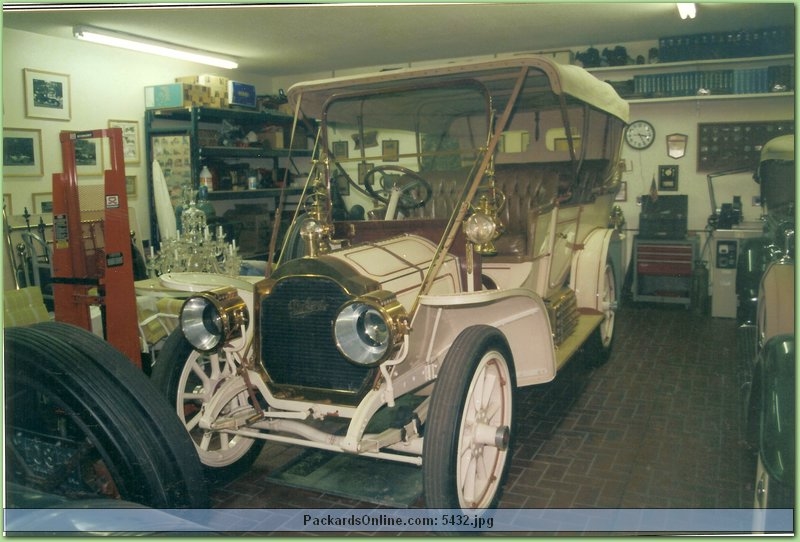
[632,236,698,306]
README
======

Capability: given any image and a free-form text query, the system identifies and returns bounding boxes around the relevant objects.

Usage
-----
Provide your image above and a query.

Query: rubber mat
[268,448,422,507]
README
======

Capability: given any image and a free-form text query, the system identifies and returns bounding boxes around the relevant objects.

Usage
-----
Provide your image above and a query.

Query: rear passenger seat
[413,163,570,260]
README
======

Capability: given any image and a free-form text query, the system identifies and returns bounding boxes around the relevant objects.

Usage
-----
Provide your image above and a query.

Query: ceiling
[3,3,796,78]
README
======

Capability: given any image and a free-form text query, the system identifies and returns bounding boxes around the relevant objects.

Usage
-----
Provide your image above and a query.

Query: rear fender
[570,227,619,310]
[408,289,556,387]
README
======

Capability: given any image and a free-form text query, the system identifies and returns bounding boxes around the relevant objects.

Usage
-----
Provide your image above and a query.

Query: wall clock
[625,120,655,150]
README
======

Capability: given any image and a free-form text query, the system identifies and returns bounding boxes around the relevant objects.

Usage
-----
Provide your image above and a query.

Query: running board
[554,310,604,370]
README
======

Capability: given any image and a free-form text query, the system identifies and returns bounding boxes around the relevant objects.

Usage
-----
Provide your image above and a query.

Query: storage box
[260,126,284,149]
[639,195,688,240]
[145,83,211,109]
[228,81,257,108]
[175,75,229,107]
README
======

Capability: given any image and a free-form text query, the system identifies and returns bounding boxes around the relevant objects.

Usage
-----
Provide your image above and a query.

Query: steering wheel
[362,165,432,210]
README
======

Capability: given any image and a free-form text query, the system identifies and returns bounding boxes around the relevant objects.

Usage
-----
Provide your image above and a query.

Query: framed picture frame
[658,165,679,191]
[109,119,141,164]
[74,137,103,176]
[3,128,43,177]
[382,139,399,162]
[615,181,627,202]
[126,175,137,197]
[332,141,349,160]
[3,193,13,215]
[24,68,71,121]
[32,192,53,214]
[358,162,374,185]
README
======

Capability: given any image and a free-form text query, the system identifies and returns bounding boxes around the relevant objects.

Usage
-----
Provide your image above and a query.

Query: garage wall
[3,27,794,291]
[2,27,273,289]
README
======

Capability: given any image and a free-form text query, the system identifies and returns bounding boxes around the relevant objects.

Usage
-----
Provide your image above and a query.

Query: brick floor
[210,304,756,527]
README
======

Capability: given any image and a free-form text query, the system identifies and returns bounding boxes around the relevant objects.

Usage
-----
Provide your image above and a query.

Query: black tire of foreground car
[151,329,265,483]
[423,325,516,509]
[581,262,617,367]
[5,322,209,508]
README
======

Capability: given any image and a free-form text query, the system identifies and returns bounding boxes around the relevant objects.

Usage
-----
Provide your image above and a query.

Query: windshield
[318,68,625,220]
[321,82,490,218]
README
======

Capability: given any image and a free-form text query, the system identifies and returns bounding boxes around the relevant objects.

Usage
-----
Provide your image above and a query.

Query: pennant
[649,175,659,202]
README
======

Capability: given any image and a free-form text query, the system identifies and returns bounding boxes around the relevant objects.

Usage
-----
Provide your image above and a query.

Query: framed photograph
[74,137,103,176]
[32,192,53,214]
[24,68,71,121]
[382,139,399,162]
[3,193,12,215]
[3,128,43,177]
[109,120,141,164]
[126,175,137,197]
[615,181,627,202]
[332,140,349,160]
[358,162,374,185]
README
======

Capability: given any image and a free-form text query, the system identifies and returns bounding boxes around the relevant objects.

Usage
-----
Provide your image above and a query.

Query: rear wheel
[5,323,208,508]
[423,326,515,509]
[151,329,264,482]
[583,262,617,366]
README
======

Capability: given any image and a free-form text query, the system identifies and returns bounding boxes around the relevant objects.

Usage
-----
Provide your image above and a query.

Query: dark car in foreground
[737,134,795,511]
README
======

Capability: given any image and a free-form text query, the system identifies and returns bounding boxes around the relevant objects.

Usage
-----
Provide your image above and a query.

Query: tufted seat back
[415,160,614,259]
[413,163,572,259]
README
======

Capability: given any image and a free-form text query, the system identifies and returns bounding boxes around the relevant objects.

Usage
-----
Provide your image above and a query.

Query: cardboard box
[228,81,257,108]
[145,83,212,109]
[260,126,284,149]
[175,75,229,106]
[197,74,229,87]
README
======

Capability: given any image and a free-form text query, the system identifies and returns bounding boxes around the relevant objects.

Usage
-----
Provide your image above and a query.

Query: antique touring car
[148,55,630,509]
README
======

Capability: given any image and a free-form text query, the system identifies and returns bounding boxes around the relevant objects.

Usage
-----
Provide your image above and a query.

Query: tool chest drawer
[632,236,698,306]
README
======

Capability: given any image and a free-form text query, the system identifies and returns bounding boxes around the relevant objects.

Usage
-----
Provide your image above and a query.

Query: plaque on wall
[697,120,794,172]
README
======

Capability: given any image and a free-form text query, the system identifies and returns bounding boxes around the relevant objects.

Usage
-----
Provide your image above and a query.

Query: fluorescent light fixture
[677,3,696,19]
[74,25,238,70]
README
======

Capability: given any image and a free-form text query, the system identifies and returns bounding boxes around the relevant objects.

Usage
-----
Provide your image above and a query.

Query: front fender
[409,289,556,387]
[758,334,795,485]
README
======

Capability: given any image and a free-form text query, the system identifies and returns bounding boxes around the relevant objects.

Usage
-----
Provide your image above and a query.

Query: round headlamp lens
[335,301,391,366]
[359,308,389,347]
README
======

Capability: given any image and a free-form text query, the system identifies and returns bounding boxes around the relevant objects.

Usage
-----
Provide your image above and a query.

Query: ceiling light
[677,3,696,20]
[73,25,238,70]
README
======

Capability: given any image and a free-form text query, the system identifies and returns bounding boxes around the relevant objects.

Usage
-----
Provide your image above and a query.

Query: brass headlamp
[334,290,409,366]
[180,286,249,352]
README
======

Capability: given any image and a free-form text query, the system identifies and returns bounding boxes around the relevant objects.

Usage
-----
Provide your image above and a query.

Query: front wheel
[423,326,516,509]
[151,329,265,483]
